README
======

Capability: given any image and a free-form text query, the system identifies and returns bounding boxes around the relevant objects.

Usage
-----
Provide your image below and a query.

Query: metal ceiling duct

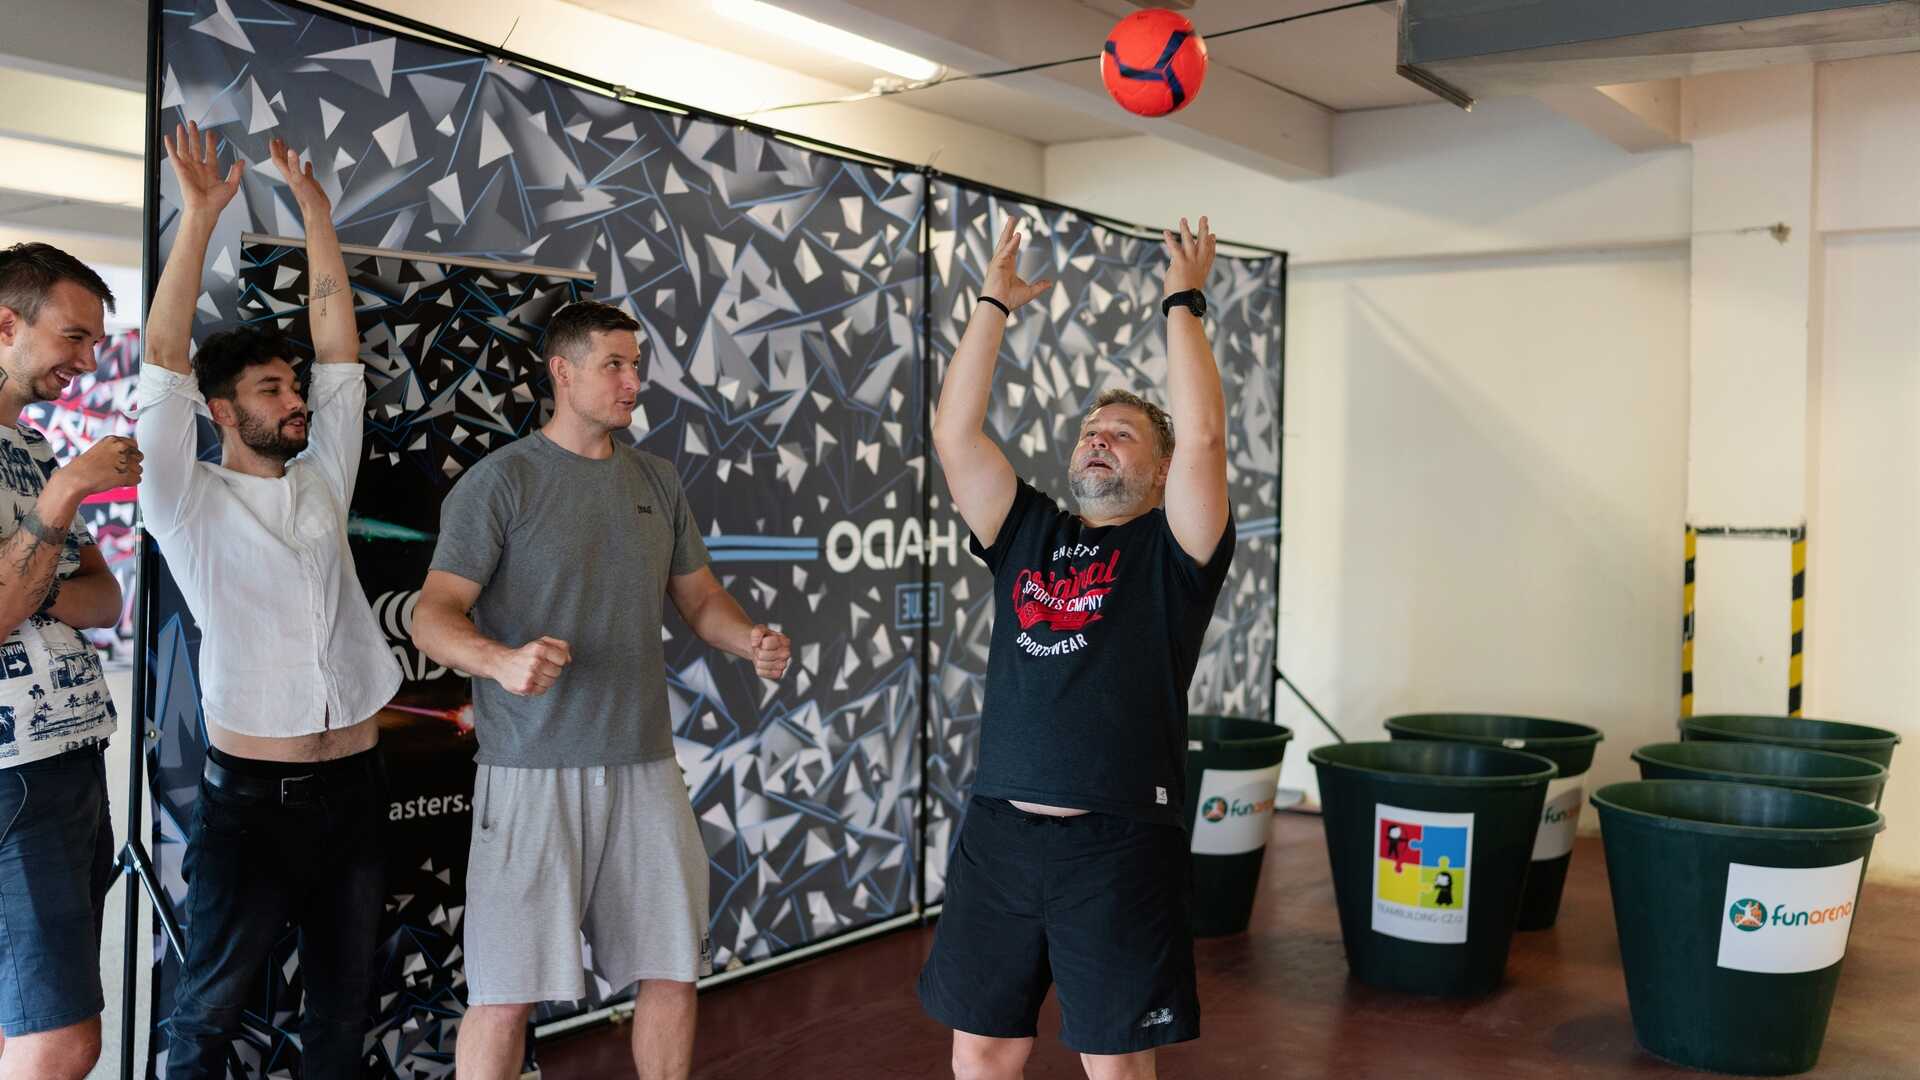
[1399,0,1920,108]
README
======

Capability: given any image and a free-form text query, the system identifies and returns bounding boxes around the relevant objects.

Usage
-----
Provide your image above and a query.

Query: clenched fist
[494,636,571,696]
[749,625,791,680]
[59,436,142,499]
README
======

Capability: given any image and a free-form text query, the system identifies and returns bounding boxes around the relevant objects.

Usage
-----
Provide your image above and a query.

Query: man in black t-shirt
[917,214,1234,1080]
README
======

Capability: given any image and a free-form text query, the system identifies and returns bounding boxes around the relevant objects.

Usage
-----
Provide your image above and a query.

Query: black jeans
[166,747,385,1079]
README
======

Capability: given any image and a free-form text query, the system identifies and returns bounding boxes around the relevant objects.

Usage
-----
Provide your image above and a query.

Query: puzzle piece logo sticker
[1372,804,1474,944]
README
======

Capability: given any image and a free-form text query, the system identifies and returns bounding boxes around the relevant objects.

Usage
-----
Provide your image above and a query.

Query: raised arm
[931,216,1052,548]
[137,123,241,533]
[269,137,355,364]
[1159,216,1228,564]
[147,122,243,376]
[269,136,368,500]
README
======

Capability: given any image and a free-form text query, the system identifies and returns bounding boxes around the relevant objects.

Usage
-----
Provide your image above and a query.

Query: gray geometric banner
[922,182,1283,901]
[148,0,1278,1074]
[155,1,924,1072]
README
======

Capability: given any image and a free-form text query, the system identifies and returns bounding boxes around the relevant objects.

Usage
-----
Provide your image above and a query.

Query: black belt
[203,757,373,806]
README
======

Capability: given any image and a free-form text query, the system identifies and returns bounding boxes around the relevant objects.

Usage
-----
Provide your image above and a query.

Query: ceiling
[0,0,1439,265]
[1085,0,1434,112]
[587,0,1142,144]
[12,0,1897,279]
[576,0,1435,145]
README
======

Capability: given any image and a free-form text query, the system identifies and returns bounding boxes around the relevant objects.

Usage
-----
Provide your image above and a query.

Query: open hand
[268,136,331,216]
[981,215,1054,312]
[162,121,244,219]
[1161,215,1216,297]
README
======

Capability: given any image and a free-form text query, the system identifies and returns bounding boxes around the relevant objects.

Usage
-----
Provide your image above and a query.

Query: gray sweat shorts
[464,756,712,1005]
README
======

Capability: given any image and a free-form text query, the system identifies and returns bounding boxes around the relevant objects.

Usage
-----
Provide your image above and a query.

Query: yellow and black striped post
[1789,529,1807,717]
[1683,524,1807,719]
[1682,526,1696,719]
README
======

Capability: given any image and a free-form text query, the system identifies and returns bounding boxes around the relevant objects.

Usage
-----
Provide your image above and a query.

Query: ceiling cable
[743,0,1392,116]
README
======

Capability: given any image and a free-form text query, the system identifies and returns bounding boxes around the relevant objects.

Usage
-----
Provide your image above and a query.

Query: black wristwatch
[1161,289,1207,318]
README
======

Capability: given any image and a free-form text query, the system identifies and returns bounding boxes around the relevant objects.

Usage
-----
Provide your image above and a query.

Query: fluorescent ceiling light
[0,136,142,208]
[0,69,144,156]
[711,0,943,82]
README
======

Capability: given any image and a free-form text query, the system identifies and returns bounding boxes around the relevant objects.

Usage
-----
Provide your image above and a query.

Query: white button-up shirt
[134,363,400,738]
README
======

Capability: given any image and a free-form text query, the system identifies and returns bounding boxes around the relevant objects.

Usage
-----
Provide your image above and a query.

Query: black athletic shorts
[916,796,1200,1055]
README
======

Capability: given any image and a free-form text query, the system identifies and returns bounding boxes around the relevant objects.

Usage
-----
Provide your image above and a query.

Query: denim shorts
[0,742,114,1036]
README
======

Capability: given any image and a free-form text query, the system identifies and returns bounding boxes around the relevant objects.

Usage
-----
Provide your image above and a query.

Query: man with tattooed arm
[0,242,140,1080]
[136,123,402,1079]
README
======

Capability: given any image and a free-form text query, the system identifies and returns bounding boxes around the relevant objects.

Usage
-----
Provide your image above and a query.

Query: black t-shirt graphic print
[968,480,1235,825]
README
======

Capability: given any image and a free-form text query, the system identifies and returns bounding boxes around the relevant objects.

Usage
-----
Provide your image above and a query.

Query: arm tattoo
[311,273,342,317]
[7,512,60,607]
[34,575,60,616]
[16,511,62,546]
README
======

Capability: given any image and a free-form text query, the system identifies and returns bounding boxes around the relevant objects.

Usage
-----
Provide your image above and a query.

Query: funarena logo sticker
[1201,793,1273,824]
[1188,764,1285,857]
[1717,859,1866,974]
[1727,895,1854,932]
[1729,898,1767,932]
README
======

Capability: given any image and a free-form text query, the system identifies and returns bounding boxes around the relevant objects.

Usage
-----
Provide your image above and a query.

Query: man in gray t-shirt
[429,427,707,768]
[412,301,791,1080]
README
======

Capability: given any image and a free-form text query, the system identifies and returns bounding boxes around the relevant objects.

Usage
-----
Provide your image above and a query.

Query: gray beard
[1070,465,1148,517]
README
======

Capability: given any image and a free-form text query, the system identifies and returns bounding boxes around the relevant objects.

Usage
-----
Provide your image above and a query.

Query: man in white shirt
[0,242,144,1080]
[136,123,402,1079]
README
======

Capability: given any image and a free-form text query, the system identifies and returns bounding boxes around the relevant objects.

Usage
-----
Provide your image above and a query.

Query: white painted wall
[1276,252,1691,817]
[1805,72,1920,879]
[1047,53,1920,878]
[1043,97,1693,264]
[1816,53,1920,237]
[1807,234,1920,880]
[1048,96,1698,828]
[1682,66,1815,717]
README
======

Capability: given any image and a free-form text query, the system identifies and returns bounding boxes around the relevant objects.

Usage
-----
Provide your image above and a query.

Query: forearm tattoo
[16,511,62,547]
[4,512,61,610]
[311,273,342,317]
[35,574,60,616]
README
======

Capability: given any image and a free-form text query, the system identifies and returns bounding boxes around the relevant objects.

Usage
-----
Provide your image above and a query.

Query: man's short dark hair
[542,301,640,363]
[193,325,295,402]
[1083,387,1175,458]
[0,243,116,323]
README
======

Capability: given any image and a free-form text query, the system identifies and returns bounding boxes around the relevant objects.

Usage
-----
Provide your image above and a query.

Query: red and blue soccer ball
[1100,8,1210,118]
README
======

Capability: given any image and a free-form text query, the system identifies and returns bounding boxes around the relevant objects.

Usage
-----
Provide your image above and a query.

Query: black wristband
[16,511,62,546]
[1161,289,1207,319]
[977,295,1010,317]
